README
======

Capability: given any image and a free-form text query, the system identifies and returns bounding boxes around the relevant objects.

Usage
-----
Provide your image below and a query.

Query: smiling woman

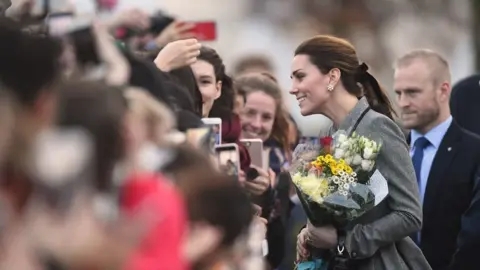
[236,73,290,154]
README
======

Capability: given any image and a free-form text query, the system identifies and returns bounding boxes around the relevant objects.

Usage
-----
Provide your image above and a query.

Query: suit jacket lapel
[423,122,462,218]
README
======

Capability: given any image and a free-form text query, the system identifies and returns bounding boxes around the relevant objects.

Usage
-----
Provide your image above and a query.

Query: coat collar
[334,97,370,133]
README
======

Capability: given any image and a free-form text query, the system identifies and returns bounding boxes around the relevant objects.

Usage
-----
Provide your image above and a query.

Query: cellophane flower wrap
[290,131,388,228]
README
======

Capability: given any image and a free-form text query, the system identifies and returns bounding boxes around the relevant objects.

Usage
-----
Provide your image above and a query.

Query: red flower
[320,136,333,147]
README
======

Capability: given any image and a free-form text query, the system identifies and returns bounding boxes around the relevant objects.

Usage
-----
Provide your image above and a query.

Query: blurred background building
[105,0,474,136]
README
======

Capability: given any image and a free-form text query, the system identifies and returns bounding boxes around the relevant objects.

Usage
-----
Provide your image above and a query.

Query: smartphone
[187,21,216,41]
[240,139,264,170]
[215,143,240,180]
[202,118,222,145]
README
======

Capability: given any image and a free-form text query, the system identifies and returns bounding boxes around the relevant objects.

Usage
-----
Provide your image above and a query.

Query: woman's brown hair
[295,35,395,119]
[235,73,290,153]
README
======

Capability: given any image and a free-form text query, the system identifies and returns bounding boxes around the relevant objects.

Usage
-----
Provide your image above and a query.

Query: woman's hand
[154,39,201,72]
[243,166,273,196]
[305,221,338,249]
[297,228,310,261]
[154,21,196,48]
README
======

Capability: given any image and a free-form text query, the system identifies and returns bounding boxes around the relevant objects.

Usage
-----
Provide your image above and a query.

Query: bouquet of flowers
[290,131,389,228]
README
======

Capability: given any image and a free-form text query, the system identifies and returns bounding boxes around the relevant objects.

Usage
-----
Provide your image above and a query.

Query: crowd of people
[0,0,479,270]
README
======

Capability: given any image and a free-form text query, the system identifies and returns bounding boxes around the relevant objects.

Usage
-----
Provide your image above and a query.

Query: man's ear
[439,81,451,101]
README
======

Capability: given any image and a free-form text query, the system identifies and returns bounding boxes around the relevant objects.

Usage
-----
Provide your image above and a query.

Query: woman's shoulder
[359,110,405,137]
[356,110,408,152]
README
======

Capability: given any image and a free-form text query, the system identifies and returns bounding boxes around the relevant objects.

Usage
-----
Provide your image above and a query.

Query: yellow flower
[324,154,334,162]
[338,159,346,165]
[336,164,345,172]
[294,175,329,204]
[292,173,303,185]
[331,167,338,175]
[345,165,353,174]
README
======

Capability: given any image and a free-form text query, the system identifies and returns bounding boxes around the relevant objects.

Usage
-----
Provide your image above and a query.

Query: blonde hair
[395,49,451,85]
[124,87,176,144]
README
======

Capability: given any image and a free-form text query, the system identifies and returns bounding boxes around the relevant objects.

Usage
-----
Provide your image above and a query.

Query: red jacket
[120,172,188,270]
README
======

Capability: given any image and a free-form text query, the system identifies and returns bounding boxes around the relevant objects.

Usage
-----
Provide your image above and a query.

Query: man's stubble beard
[413,103,441,133]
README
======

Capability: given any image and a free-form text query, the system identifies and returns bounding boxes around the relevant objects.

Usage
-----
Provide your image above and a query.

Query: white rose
[352,154,362,165]
[340,141,350,150]
[363,147,374,160]
[337,134,347,143]
[361,160,374,171]
[334,149,345,159]
[344,156,353,165]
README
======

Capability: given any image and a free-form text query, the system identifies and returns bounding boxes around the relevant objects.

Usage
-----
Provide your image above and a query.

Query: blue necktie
[412,137,430,186]
[411,136,430,244]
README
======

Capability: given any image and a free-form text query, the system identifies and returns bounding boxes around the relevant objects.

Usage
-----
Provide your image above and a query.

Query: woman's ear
[215,81,223,100]
[328,68,341,87]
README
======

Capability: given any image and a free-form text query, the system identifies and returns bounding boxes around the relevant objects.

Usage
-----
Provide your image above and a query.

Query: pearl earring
[327,84,334,91]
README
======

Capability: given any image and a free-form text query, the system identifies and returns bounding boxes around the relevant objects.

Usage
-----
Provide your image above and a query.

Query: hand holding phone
[243,165,272,196]
[240,139,264,170]
[154,39,201,72]
[186,21,216,41]
[151,20,194,47]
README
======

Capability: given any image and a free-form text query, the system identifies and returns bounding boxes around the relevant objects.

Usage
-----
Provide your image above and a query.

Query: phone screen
[202,118,222,145]
[215,145,240,180]
[188,21,216,41]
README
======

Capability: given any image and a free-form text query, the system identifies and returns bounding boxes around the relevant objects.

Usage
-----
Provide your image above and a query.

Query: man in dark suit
[393,49,480,270]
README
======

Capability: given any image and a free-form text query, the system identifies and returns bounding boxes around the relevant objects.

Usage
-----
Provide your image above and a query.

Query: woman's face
[240,91,276,142]
[191,60,222,117]
[290,54,331,116]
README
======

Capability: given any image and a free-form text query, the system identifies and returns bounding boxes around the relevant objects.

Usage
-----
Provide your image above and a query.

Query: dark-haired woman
[191,46,272,195]
[291,35,430,270]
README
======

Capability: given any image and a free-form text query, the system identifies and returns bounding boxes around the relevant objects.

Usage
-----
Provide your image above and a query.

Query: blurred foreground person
[0,16,62,217]
[56,80,188,270]
[160,144,267,269]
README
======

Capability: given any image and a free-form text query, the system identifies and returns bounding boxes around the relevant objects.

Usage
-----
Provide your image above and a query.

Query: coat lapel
[336,97,370,134]
[423,122,462,218]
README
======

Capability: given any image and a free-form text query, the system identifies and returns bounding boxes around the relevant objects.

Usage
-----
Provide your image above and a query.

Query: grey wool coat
[311,97,432,270]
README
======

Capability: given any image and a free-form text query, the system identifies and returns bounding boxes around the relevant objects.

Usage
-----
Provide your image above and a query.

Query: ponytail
[355,63,396,120]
